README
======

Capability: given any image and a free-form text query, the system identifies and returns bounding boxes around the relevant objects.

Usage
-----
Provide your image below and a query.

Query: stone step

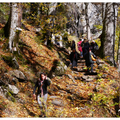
[81,75,97,82]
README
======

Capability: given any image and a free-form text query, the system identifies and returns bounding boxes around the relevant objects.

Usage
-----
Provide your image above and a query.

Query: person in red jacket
[77,38,84,58]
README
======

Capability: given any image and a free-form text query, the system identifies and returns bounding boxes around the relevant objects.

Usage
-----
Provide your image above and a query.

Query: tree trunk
[118,35,120,71]
[100,3,118,64]
[99,3,106,58]
[8,3,22,52]
[85,3,91,41]
[113,3,118,66]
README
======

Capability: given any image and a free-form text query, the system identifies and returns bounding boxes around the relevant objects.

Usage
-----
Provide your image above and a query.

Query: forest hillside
[0,2,120,118]
[0,21,119,118]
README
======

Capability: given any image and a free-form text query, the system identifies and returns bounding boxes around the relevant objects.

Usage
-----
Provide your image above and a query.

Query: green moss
[6,91,16,102]
[94,24,103,31]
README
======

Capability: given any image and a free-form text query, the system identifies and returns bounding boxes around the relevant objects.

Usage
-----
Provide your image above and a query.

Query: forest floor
[0,23,119,117]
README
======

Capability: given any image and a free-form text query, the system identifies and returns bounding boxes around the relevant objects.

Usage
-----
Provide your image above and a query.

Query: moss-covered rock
[54,61,67,76]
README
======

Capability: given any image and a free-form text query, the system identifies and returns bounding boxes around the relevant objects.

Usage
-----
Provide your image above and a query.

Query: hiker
[70,49,78,68]
[88,48,97,73]
[90,40,98,54]
[77,38,84,58]
[82,39,90,71]
[71,40,76,50]
[33,72,51,117]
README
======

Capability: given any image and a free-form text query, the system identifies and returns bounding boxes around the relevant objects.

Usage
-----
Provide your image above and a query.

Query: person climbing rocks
[77,38,84,58]
[71,40,76,50]
[90,40,98,54]
[70,49,78,69]
[82,38,90,71]
[33,72,51,117]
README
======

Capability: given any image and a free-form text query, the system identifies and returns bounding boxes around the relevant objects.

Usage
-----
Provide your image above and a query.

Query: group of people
[70,38,98,73]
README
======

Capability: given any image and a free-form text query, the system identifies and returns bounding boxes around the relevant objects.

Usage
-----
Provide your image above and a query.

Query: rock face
[65,3,102,38]
[49,3,102,45]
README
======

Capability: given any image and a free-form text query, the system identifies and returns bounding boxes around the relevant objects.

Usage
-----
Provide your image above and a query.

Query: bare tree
[100,3,118,64]
[99,3,106,58]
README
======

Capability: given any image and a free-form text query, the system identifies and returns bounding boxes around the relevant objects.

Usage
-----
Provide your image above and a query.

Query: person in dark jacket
[90,40,98,54]
[82,39,90,70]
[33,73,51,117]
[70,49,78,68]
[71,40,76,50]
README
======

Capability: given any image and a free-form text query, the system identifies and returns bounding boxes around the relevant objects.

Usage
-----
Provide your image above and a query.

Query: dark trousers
[72,59,77,67]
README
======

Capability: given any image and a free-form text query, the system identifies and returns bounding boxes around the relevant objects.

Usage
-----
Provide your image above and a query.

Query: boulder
[54,61,67,76]
[8,84,19,94]
[8,70,27,82]
[52,99,64,106]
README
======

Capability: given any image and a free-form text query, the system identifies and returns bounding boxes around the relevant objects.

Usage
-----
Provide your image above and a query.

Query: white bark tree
[101,3,118,64]
[85,3,91,41]
[113,3,118,66]
[8,3,22,53]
